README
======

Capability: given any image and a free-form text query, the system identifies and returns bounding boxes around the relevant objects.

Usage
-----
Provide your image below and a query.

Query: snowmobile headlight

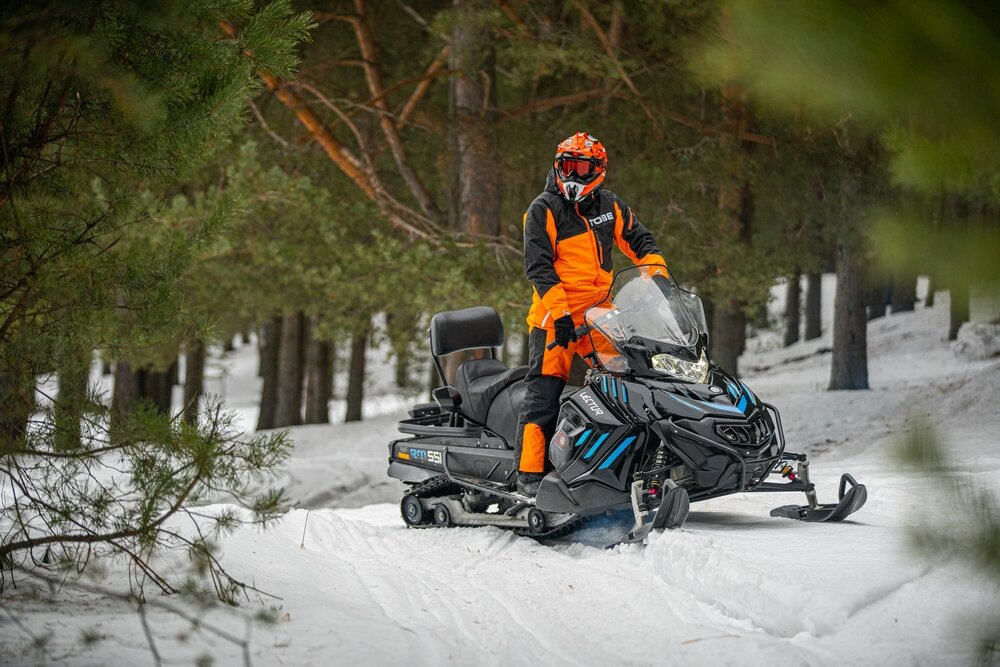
[650,350,709,383]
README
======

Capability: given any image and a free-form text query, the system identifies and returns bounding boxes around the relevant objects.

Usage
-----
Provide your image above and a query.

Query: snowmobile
[386,265,867,542]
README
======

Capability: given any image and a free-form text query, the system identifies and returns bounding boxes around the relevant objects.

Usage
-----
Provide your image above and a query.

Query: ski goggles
[556,156,602,179]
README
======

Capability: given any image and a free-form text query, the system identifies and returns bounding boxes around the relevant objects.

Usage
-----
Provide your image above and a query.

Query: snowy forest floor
[2,279,999,666]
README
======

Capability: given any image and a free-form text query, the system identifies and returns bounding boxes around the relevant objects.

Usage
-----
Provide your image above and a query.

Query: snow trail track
[2,286,998,666]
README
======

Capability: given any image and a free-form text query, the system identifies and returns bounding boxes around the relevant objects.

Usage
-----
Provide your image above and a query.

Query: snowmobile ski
[622,481,691,544]
[770,473,868,523]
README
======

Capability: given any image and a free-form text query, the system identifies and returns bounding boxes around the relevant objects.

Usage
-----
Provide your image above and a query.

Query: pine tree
[0,0,312,597]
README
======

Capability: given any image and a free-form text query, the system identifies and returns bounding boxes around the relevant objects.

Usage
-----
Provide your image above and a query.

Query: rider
[516,131,669,496]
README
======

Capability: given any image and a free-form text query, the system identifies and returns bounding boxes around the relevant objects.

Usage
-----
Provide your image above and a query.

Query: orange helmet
[553,132,607,202]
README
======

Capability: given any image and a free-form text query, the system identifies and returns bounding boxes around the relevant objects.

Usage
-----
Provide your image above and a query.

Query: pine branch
[221,20,443,240]
[350,0,441,219]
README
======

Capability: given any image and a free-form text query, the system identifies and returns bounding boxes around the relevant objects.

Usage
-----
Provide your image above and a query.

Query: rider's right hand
[553,314,577,348]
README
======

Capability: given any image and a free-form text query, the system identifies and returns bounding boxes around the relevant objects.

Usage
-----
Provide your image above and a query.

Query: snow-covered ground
[3,278,999,666]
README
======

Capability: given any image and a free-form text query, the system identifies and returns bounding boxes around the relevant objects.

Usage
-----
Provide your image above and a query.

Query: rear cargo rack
[397,411,483,438]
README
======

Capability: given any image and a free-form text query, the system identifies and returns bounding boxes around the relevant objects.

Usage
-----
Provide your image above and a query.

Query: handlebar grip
[545,324,589,350]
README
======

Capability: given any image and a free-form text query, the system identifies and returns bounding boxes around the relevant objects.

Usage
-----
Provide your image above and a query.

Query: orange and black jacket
[523,170,668,329]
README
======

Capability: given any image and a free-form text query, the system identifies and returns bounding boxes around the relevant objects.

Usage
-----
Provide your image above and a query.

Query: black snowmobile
[386,265,867,542]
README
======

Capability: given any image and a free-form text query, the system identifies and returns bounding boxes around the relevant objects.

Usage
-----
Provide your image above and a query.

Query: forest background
[1,0,998,624]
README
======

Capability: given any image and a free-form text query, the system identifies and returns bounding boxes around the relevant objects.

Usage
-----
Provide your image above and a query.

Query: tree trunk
[925,276,935,308]
[101,354,112,376]
[890,272,917,313]
[274,312,305,427]
[329,343,337,399]
[450,0,501,237]
[223,336,235,353]
[183,338,205,424]
[829,237,869,390]
[783,271,801,347]
[804,272,822,340]
[711,76,754,377]
[256,316,283,430]
[0,369,32,448]
[142,365,173,414]
[345,328,368,423]
[394,345,410,390]
[948,283,970,340]
[54,348,90,451]
[111,361,140,428]
[0,364,33,447]
[304,328,331,425]
[866,280,890,320]
[257,325,266,378]
[711,301,746,377]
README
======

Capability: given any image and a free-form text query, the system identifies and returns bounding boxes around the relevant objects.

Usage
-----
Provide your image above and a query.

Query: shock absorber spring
[648,443,668,498]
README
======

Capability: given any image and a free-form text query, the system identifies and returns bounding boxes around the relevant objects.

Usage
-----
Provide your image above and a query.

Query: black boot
[517,472,544,497]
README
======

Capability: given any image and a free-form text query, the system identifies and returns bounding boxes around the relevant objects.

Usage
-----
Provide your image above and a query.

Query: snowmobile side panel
[536,471,631,514]
[388,461,438,484]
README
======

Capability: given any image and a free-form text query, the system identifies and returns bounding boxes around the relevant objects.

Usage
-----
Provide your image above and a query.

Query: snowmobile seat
[455,358,528,425]
[429,306,505,358]
[429,306,528,429]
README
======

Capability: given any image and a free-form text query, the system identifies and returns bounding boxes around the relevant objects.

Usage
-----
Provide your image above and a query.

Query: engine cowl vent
[716,415,771,446]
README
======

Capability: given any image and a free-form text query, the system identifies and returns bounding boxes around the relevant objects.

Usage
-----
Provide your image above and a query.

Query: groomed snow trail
[2,286,998,666]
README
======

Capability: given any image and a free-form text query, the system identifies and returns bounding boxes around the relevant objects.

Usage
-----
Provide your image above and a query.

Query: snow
[4,276,1000,666]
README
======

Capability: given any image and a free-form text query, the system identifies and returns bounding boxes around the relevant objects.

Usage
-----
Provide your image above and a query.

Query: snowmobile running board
[770,473,868,523]
[441,447,534,505]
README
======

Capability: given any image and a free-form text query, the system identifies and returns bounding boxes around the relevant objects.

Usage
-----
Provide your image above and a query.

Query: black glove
[652,273,675,298]
[553,314,577,349]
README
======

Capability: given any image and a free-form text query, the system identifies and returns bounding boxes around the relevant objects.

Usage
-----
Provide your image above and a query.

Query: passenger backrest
[429,306,504,357]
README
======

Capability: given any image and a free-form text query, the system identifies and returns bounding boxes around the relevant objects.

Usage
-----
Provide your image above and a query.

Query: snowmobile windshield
[583,265,708,373]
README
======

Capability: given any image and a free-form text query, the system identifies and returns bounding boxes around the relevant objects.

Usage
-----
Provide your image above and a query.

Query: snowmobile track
[403,475,588,540]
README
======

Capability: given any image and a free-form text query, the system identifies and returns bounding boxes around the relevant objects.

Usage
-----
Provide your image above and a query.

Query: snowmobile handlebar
[546,324,591,350]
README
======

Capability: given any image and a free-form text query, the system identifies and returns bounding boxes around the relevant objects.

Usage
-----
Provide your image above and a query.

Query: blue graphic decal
[602,376,608,394]
[612,380,618,398]
[709,400,746,415]
[621,382,628,404]
[726,382,740,399]
[599,435,636,470]
[671,395,706,413]
[736,394,748,413]
[739,381,757,406]
[584,432,609,459]
[575,429,593,447]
